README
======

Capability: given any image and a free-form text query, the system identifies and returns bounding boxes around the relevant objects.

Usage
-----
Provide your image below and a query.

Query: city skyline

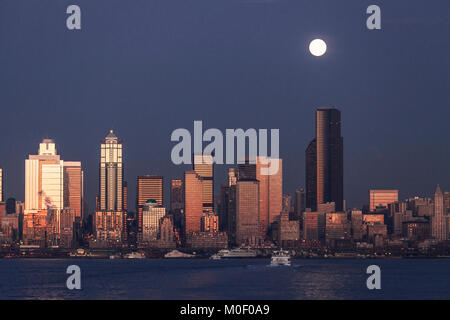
[0,120,448,213]
[2,1,450,210]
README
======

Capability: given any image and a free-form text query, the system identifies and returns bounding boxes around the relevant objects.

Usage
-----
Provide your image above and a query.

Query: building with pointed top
[99,130,123,212]
[432,185,447,241]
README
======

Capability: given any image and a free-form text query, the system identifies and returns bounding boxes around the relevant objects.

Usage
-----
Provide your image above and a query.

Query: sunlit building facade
[432,185,447,241]
[25,139,64,212]
[136,175,163,233]
[193,154,214,213]
[236,179,260,246]
[142,199,166,242]
[63,161,83,218]
[184,171,203,235]
[99,130,123,212]
[369,189,399,211]
[237,157,282,239]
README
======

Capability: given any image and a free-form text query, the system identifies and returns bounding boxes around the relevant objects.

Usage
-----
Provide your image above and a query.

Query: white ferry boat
[217,248,258,258]
[270,249,291,266]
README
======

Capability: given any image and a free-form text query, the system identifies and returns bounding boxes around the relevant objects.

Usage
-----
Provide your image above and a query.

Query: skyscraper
[237,157,282,238]
[25,139,64,212]
[294,188,306,220]
[170,179,183,211]
[136,175,163,233]
[63,161,83,218]
[236,179,260,246]
[432,185,447,241]
[193,154,214,213]
[99,130,123,212]
[184,171,203,235]
[305,139,317,210]
[306,108,344,212]
[24,139,82,246]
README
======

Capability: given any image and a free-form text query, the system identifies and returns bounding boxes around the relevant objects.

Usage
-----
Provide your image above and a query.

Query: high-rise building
[99,130,123,212]
[306,109,343,212]
[63,161,83,218]
[136,175,163,233]
[24,139,82,246]
[369,190,399,211]
[142,199,166,242]
[193,154,214,213]
[237,157,282,239]
[220,183,236,236]
[432,185,447,241]
[25,139,64,212]
[236,179,260,246]
[305,139,317,210]
[294,189,306,220]
[0,168,3,202]
[170,179,183,211]
[315,108,344,211]
[184,171,203,235]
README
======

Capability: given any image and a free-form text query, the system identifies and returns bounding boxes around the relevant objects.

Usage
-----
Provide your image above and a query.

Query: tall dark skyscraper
[306,108,344,212]
[305,139,317,211]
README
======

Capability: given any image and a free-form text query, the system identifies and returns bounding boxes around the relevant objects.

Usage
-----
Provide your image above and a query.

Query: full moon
[309,39,327,57]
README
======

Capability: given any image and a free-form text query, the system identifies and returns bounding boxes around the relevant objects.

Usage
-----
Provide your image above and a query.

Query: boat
[164,250,195,258]
[209,253,222,260]
[270,249,291,266]
[109,253,121,259]
[123,251,145,259]
[217,248,258,258]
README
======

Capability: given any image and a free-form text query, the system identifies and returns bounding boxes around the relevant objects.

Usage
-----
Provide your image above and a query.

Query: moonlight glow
[309,39,327,57]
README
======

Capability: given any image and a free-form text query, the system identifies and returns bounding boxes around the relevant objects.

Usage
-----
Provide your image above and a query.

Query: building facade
[236,179,260,246]
[141,199,166,242]
[369,189,399,211]
[306,109,343,213]
[170,179,183,211]
[136,175,163,233]
[184,171,203,235]
[432,185,448,241]
[193,154,214,213]
[99,130,123,212]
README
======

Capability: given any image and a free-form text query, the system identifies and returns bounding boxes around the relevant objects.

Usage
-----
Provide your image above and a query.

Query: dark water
[0,259,448,300]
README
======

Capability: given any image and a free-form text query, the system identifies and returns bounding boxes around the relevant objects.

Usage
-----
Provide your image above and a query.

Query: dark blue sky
[1,0,449,210]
